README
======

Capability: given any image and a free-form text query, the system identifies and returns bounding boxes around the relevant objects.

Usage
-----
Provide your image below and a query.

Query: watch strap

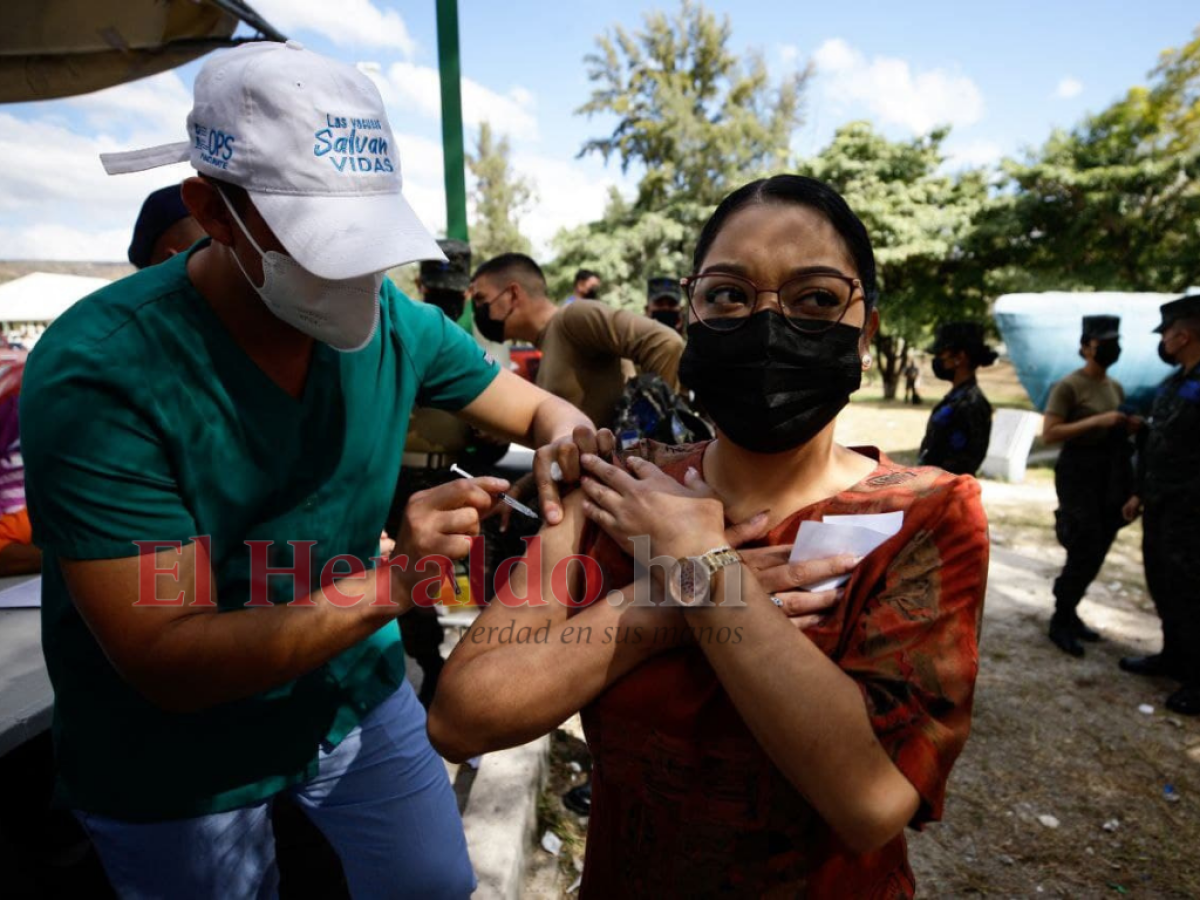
[697,546,740,578]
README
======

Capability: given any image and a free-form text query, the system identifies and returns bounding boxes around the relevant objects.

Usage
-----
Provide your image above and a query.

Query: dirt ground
[523,362,1200,898]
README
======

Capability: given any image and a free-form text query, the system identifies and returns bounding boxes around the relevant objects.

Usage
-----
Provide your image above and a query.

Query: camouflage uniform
[918,322,996,476]
[917,379,993,475]
[1139,352,1200,688]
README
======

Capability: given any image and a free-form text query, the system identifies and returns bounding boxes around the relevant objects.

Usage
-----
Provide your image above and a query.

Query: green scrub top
[21,242,499,820]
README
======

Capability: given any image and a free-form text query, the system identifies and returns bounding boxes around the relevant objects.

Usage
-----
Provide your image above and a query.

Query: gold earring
[861,353,872,370]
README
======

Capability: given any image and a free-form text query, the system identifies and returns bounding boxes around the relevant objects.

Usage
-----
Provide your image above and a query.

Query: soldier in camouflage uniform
[387,240,509,708]
[918,322,997,476]
[1119,294,1200,716]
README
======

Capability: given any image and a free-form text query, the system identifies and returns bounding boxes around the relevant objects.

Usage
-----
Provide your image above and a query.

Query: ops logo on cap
[193,123,236,170]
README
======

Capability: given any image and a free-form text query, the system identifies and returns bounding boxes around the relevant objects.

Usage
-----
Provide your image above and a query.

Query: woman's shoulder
[848,448,985,520]
[616,438,708,475]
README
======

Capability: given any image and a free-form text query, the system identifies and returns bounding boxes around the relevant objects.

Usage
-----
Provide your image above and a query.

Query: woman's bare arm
[681,568,920,853]
[428,493,684,762]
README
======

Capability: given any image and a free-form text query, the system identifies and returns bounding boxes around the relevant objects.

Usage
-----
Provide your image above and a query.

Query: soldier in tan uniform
[471,254,684,430]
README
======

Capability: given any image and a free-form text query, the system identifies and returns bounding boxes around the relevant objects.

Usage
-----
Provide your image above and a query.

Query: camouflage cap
[647,276,681,304]
[420,239,471,292]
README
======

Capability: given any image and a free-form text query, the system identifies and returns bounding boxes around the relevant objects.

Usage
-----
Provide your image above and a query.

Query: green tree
[548,188,692,309]
[548,1,808,309]
[575,0,807,211]
[978,28,1200,293]
[467,121,535,262]
[798,122,991,398]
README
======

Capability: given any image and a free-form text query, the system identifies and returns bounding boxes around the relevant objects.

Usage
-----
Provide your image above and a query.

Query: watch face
[667,557,711,607]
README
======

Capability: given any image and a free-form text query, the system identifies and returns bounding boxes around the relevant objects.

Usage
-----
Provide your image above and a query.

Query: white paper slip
[0,576,42,609]
[788,512,904,592]
[822,511,904,537]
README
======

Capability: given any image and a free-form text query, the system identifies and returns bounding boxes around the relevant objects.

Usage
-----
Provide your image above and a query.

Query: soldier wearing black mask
[1042,315,1137,657]
[1119,294,1200,715]
[917,322,997,475]
[646,276,684,333]
[416,239,472,321]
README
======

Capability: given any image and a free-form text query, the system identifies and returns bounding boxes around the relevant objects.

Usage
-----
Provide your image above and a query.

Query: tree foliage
[547,0,807,309]
[549,190,692,309]
[575,0,807,211]
[467,121,535,262]
[797,123,991,397]
[978,27,1200,293]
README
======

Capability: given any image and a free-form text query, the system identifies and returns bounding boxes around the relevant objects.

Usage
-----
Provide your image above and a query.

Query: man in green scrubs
[21,42,597,898]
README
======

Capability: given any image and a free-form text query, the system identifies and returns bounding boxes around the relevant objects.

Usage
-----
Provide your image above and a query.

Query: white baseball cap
[101,40,445,280]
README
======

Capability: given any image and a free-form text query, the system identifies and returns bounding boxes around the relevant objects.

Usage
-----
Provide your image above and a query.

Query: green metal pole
[436,0,469,244]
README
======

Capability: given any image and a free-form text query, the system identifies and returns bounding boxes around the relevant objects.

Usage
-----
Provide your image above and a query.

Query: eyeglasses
[681,269,864,334]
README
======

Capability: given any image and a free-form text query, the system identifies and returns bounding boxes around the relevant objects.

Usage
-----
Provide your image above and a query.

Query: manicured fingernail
[685,466,698,478]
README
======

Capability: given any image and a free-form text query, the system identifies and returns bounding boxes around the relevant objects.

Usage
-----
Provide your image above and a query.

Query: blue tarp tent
[994,292,1181,413]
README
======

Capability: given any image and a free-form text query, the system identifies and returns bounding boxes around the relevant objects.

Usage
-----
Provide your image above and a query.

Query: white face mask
[219,190,383,352]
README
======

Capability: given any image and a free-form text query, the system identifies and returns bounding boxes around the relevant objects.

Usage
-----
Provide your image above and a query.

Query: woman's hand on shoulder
[578,454,728,561]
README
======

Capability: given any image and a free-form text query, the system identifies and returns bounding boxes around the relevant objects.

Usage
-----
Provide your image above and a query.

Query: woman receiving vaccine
[431,175,988,899]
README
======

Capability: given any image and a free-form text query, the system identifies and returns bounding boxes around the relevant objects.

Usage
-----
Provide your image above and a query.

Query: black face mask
[1094,341,1121,368]
[650,309,681,330]
[426,288,465,322]
[932,357,954,382]
[1158,339,1176,366]
[679,313,863,454]
[473,292,510,343]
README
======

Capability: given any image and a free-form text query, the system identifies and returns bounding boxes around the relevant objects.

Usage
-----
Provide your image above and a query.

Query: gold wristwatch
[666,546,741,607]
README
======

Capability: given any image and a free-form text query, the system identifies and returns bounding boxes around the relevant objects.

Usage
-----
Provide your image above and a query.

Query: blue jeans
[75,682,474,900]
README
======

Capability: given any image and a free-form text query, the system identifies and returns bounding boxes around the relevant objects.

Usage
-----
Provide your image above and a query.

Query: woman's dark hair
[693,175,879,310]
[968,345,999,368]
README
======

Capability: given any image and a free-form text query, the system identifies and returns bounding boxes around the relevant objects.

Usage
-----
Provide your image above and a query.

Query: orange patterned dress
[574,442,988,899]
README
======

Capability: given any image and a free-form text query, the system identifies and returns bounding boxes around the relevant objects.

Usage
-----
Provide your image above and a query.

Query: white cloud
[391,133,447,237]
[364,61,539,141]
[0,57,581,263]
[63,70,192,145]
[509,154,629,256]
[813,38,984,134]
[251,0,416,57]
[388,130,628,257]
[0,114,191,217]
[0,224,131,261]
[0,70,198,261]
[1054,77,1084,100]
[943,138,1004,171]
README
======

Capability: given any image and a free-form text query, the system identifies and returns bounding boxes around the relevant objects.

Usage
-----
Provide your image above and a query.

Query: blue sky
[0,0,1196,260]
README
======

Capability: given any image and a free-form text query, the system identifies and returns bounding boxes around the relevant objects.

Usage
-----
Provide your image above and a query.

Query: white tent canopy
[0,273,110,325]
